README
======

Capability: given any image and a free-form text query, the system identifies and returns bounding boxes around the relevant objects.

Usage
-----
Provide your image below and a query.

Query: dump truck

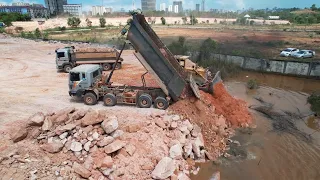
[56,46,124,73]
[68,12,220,109]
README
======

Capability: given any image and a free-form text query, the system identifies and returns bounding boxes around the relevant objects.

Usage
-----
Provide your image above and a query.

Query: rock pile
[10,108,214,180]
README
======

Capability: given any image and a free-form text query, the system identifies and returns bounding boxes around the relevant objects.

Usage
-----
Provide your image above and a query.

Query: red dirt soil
[204,82,252,127]
[169,82,252,158]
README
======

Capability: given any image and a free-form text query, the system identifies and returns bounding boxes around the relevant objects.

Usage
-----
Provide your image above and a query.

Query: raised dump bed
[127,14,196,101]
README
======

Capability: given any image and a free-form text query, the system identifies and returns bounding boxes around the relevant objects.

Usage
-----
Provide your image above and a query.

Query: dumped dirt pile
[170,82,252,158]
[205,82,252,126]
[1,108,218,180]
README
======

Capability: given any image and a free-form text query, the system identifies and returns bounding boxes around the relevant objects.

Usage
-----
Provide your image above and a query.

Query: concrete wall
[211,53,320,78]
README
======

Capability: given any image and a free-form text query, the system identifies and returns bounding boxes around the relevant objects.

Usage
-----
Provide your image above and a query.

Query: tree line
[0,12,31,26]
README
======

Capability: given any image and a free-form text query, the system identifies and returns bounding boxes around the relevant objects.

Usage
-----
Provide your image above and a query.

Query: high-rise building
[201,0,205,11]
[63,4,82,16]
[196,4,200,12]
[105,7,112,14]
[160,3,166,11]
[92,6,105,16]
[168,5,173,12]
[44,0,66,15]
[141,0,156,11]
[173,1,182,13]
[174,5,178,13]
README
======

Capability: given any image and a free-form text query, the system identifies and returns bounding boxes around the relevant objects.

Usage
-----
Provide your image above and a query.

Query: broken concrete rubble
[101,116,118,134]
[151,157,176,179]
[28,112,45,126]
[7,107,232,180]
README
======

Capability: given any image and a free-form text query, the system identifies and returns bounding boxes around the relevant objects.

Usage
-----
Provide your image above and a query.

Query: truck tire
[103,93,117,106]
[83,92,97,105]
[137,94,152,108]
[63,64,72,73]
[103,63,112,71]
[115,63,122,69]
[154,97,169,110]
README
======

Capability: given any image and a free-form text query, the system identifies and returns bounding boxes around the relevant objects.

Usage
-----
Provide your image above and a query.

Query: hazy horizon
[0,0,319,12]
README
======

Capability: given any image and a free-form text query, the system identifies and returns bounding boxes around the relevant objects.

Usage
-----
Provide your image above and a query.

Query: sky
[0,0,319,11]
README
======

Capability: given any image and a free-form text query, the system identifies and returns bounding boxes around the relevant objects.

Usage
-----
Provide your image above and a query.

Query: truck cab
[56,47,75,72]
[69,64,102,97]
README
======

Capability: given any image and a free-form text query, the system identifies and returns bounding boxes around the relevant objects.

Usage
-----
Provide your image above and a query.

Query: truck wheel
[83,92,97,105]
[103,93,117,106]
[154,97,169,110]
[103,63,112,71]
[137,94,152,108]
[63,64,72,73]
[115,63,122,69]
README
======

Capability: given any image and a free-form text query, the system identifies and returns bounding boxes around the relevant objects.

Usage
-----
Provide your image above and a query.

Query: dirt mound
[170,82,252,158]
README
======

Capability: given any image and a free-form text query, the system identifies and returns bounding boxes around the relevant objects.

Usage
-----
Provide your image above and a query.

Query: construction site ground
[0,34,159,130]
[1,34,320,180]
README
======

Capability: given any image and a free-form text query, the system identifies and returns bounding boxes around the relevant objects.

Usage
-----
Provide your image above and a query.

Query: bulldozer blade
[200,71,222,95]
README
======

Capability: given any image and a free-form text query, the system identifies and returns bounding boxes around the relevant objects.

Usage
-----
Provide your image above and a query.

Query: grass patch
[308,93,320,115]
[247,79,259,89]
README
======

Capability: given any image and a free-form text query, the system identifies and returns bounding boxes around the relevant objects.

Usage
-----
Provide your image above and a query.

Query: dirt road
[0,35,161,131]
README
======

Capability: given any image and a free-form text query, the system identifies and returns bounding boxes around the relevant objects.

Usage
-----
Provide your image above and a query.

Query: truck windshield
[57,52,65,58]
[70,72,80,81]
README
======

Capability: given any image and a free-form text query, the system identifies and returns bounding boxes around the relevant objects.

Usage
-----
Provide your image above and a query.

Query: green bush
[160,17,166,25]
[26,31,34,39]
[167,36,189,55]
[197,38,217,64]
[20,31,26,38]
[247,79,259,89]
[99,17,106,27]
[308,93,320,115]
[43,31,49,40]
[0,12,31,26]
[34,28,41,38]
[67,17,81,28]
[0,27,5,33]
[190,15,198,25]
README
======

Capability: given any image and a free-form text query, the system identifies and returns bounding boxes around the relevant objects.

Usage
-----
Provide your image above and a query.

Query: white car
[280,48,299,57]
[292,50,315,58]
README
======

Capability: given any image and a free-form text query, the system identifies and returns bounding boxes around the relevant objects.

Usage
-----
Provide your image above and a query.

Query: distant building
[44,0,66,15]
[165,8,168,12]
[0,4,48,18]
[0,3,6,6]
[174,5,178,13]
[141,0,156,11]
[12,2,30,6]
[268,16,280,20]
[105,7,112,14]
[63,4,82,16]
[120,8,125,12]
[92,6,105,16]
[173,1,182,13]
[160,3,166,11]
[196,4,200,12]
[168,5,173,12]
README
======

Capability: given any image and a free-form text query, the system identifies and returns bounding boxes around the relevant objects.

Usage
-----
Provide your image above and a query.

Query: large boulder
[70,141,83,152]
[42,117,53,131]
[28,112,45,126]
[169,143,182,159]
[55,123,76,135]
[104,140,126,154]
[11,127,28,143]
[40,142,64,153]
[73,162,92,178]
[151,157,175,179]
[101,116,118,134]
[81,110,103,126]
[97,136,114,147]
